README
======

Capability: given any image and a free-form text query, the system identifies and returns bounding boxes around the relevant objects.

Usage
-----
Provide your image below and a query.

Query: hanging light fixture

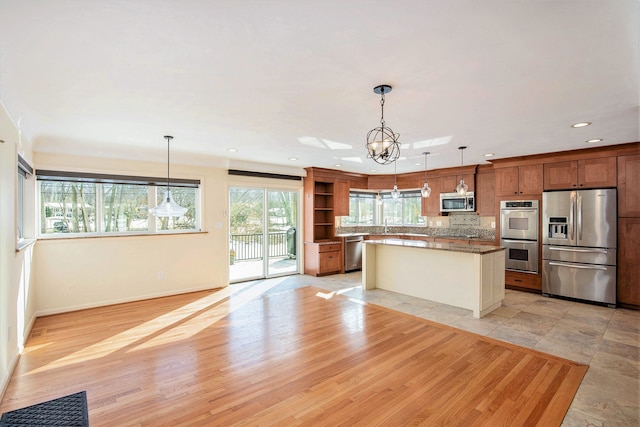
[456,146,469,195]
[421,151,432,198]
[391,161,400,199]
[150,135,188,217]
[366,84,400,165]
[376,192,383,206]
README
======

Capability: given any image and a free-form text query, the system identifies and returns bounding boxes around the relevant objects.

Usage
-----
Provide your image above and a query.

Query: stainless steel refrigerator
[542,188,617,306]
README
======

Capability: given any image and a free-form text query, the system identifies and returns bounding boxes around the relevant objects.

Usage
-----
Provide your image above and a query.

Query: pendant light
[366,85,401,165]
[391,161,400,199]
[455,146,468,195]
[150,135,188,217]
[421,151,432,198]
[376,192,383,206]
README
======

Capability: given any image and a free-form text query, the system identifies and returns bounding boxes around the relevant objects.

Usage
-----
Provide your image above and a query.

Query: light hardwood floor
[1,279,588,426]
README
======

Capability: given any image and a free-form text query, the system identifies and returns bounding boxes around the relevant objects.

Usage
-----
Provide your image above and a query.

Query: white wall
[0,102,36,400]
[32,152,230,315]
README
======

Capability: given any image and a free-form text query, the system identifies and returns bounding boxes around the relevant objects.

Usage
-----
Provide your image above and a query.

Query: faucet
[384,218,389,234]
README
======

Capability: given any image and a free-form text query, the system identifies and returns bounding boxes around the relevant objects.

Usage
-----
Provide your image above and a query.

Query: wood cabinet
[304,242,342,276]
[304,168,343,276]
[421,177,443,217]
[505,270,541,292]
[475,169,496,216]
[333,180,350,217]
[544,157,616,190]
[618,218,640,308]
[618,154,640,217]
[495,165,543,196]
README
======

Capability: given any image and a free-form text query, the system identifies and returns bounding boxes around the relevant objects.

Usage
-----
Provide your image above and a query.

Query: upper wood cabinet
[333,180,350,217]
[442,174,475,193]
[544,157,616,190]
[618,154,640,217]
[421,177,443,217]
[475,169,495,216]
[495,165,543,197]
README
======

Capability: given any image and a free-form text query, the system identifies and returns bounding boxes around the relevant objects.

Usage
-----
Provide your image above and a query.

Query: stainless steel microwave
[440,192,475,213]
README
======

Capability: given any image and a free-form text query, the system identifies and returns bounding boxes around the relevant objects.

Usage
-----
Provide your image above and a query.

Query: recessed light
[289,157,298,161]
[335,164,342,167]
[370,169,377,172]
[227,148,238,152]
[571,122,591,128]
[415,162,421,166]
[586,139,603,143]
[483,153,495,157]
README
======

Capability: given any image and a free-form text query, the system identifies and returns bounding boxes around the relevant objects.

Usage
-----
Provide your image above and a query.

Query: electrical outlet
[429,221,433,227]
[157,271,164,280]
[491,221,496,229]
[216,221,222,229]
[436,221,442,227]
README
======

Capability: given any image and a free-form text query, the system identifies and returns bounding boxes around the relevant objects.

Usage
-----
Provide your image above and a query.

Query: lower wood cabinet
[304,241,342,276]
[505,270,541,292]
[618,218,640,308]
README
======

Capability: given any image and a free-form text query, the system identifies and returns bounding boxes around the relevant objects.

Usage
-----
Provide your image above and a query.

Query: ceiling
[1,0,638,176]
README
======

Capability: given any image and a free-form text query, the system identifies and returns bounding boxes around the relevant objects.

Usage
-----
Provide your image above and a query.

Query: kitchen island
[363,239,505,318]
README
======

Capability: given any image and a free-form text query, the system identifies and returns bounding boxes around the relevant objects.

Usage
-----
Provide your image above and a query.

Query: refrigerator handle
[577,193,583,241]
[569,192,575,241]
[549,261,607,271]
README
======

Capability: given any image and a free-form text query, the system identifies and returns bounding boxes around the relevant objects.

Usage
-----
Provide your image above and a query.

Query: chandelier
[366,85,400,165]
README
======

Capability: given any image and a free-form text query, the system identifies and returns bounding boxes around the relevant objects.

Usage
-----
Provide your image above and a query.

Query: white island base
[363,240,506,318]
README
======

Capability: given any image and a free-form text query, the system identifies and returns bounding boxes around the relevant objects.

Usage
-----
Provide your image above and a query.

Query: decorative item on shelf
[366,84,400,165]
[421,151,432,198]
[391,161,400,199]
[150,135,188,217]
[456,146,469,195]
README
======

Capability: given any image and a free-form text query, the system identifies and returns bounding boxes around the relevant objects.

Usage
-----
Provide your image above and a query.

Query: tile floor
[230,272,640,426]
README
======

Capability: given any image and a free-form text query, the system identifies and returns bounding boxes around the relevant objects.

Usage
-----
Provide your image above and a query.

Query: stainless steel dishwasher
[344,236,363,272]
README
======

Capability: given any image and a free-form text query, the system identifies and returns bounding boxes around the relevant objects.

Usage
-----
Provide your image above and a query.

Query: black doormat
[0,391,88,427]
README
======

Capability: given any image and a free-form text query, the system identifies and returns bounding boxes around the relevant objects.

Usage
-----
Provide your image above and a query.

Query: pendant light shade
[421,151,431,198]
[391,184,400,199]
[366,85,400,165]
[391,161,400,199]
[150,135,188,217]
[455,146,469,195]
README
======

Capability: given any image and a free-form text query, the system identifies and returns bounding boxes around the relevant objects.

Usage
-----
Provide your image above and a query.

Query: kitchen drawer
[320,251,341,273]
[505,270,541,291]
[319,243,342,252]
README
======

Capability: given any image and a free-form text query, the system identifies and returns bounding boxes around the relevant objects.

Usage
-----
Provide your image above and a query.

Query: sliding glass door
[229,186,299,282]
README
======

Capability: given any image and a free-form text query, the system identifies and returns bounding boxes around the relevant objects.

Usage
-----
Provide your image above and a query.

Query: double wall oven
[500,200,539,274]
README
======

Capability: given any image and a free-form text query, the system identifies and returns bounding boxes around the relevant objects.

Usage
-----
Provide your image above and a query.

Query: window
[17,155,33,242]
[36,170,200,236]
[382,190,424,225]
[342,192,376,225]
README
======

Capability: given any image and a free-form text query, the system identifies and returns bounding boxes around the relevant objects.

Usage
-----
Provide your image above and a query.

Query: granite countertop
[336,233,495,242]
[364,238,504,254]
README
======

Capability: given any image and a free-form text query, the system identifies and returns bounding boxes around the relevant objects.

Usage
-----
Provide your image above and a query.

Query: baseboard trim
[34,284,226,318]
[0,352,21,406]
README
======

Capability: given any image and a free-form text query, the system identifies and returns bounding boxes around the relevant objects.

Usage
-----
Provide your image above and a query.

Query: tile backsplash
[336,214,496,239]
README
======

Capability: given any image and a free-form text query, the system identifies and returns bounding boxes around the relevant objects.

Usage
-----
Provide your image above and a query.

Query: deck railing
[230,231,295,261]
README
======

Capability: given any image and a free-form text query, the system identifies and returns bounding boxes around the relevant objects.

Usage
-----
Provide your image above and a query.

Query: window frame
[380,190,425,226]
[36,170,202,238]
[17,155,33,245]
[342,191,377,226]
